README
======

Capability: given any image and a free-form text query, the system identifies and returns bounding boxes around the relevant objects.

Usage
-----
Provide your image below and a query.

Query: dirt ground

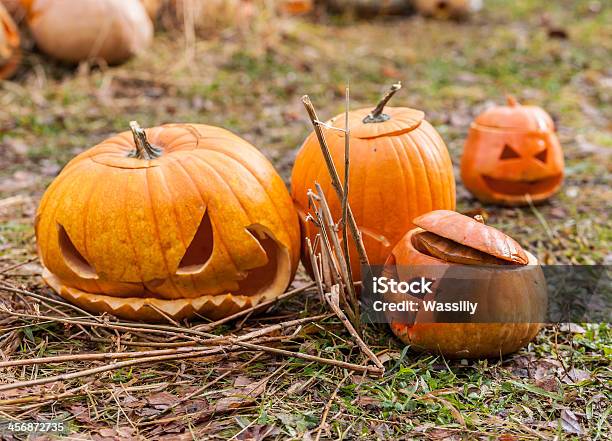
[0,0,610,439]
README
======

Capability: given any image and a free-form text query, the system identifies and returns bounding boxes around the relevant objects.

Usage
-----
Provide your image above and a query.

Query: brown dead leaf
[147,391,177,409]
[214,378,268,413]
[355,395,382,410]
[560,368,591,384]
[236,424,280,441]
[534,376,559,393]
[559,409,584,435]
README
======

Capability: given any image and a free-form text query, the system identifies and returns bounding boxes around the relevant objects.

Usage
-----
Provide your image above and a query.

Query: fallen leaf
[560,368,591,384]
[147,392,177,409]
[237,424,279,441]
[534,376,559,393]
[560,409,583,435]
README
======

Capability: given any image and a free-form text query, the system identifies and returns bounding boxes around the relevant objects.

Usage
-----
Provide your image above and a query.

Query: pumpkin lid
[327,107,424,139]
[325,82,425,139]
[473,96,555,132]
[413,210,529,265]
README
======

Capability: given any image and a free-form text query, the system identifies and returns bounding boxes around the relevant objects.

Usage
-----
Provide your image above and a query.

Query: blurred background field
[0,0,610,439]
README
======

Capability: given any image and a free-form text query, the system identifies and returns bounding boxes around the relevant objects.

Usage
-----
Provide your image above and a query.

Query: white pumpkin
[25,0,153,64]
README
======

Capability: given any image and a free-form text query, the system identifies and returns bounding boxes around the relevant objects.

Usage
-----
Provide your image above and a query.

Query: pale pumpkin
[140,0,161,19]
[291,85,456,280]
[385,210,547,358]
[36,122,301,322]
[0,2,19,80]
[23,0,153,64]
[461,96,564,206]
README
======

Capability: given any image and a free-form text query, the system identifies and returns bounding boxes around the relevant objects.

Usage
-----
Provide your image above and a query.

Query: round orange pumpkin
[23,0,153,64]
[0,2,20,80]
[36,123,301,322]
[385,210,547,358]
[291,86,456,280]
[461,96,564,206]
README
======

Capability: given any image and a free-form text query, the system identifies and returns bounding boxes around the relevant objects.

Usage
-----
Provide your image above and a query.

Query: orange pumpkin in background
[36,123,301,322]
[461,96,564,206]
[0,2,20,80]
[22,0,153,64]
[291,84,456,280]
[385,210,547,358]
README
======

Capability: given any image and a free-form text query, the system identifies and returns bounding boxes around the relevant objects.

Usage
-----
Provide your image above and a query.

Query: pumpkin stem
[474,214,485,224]
[506,95,519,107]
[128,121,162,160]
[363,82,402,124]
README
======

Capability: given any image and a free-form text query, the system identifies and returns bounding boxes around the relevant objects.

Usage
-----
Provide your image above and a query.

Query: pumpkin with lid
[291,83,456,280]
[384,210,547,358]
[36,122,301,322]
[461,96,564,206]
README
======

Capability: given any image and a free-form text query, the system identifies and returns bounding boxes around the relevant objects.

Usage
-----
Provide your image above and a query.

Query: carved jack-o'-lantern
[36,123,301,322]
[461,96,564,206]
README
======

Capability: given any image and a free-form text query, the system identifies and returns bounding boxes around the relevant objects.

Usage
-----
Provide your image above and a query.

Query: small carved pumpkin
[36,123,301,322]
[385,210,547,358]
[22,0,153,64]
[461,96,564,206]
[0,2,19,80]
[291,85,456,280]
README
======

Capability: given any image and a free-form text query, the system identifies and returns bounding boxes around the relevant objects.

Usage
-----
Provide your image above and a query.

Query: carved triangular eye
[499,144,521,160]
[177,210,214,273]
[58,223,97,279]
[534,148,548,164]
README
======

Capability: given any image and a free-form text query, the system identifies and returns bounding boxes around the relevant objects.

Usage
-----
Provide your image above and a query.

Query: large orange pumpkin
[385,210,547,358]
[0,2,19,80]
[461,96,564,206]
[291,86,456,280]
[23,0,153,64]
[36,123,301,322]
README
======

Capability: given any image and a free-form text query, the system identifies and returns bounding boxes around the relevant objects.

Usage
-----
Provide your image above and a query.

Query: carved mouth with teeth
[481,174,563,196]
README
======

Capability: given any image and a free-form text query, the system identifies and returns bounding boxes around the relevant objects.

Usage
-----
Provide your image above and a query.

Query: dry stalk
[0,314,329,370]
[326,286,383,370]
[301,95,370,271]
[315,183,359,318]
